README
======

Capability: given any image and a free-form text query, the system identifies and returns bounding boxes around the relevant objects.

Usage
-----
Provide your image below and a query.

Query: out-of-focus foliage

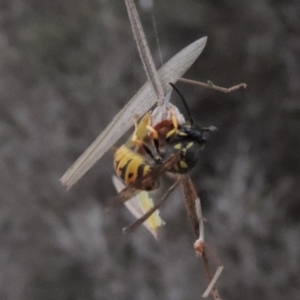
[0,1,299,300]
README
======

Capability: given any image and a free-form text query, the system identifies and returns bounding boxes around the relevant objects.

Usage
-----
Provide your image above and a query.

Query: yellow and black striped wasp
[112,83,216,237]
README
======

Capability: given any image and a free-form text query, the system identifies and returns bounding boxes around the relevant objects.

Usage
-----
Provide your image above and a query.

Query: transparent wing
[60,37,207,189]
[112,175,165,239]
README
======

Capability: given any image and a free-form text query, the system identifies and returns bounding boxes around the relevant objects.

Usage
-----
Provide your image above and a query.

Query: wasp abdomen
[114,145,159,190]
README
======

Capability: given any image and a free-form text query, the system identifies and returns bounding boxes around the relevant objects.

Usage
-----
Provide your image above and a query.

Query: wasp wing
[107,151,182,210]
[60,37,207,189]
[122,177,181,236]
[112,175,165,239]
[116,152,182,202]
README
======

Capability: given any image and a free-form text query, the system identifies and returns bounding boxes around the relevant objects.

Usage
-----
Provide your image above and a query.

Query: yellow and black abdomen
[114,145,158,191]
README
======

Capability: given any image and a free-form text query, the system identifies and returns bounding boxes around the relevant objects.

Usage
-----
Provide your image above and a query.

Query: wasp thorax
[176,125,206,146]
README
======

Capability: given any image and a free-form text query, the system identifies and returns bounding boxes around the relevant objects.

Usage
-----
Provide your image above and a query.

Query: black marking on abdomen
[119,159,132,181]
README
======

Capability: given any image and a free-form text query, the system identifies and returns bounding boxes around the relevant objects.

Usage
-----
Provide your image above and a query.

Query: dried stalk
[181,176,223,300]
[125,0,165,105]
[179,77,247,93]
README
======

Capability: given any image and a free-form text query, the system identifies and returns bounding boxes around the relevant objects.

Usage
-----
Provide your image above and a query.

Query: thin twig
[125,0,165,105]
[179,77,247,93]
[202,266,224,298]
[195,196,204,245]
[201,248,223,300]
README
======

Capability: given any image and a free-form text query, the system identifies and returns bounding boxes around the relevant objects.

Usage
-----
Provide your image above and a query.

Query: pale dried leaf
[112,175,165,239]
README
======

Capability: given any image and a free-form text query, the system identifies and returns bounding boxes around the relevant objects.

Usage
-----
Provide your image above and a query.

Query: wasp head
[177,124,217,148]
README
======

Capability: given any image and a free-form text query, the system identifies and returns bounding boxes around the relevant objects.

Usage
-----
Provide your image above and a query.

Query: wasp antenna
[169,82,194,125]
[201,125,218,132]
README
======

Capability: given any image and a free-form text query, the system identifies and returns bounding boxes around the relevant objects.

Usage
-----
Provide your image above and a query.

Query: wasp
[112,83,216,235]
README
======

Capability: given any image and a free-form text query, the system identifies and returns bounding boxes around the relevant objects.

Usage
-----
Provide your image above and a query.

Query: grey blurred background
[1,0,300,299]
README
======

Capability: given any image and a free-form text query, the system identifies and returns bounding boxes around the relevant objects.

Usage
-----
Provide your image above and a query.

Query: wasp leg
[145,114,161,155]
[146,125,160,154]
[122,177,182,235]
[132,117,162,164]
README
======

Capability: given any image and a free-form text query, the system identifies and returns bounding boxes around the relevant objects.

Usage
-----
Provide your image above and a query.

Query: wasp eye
[197,137,206,149]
